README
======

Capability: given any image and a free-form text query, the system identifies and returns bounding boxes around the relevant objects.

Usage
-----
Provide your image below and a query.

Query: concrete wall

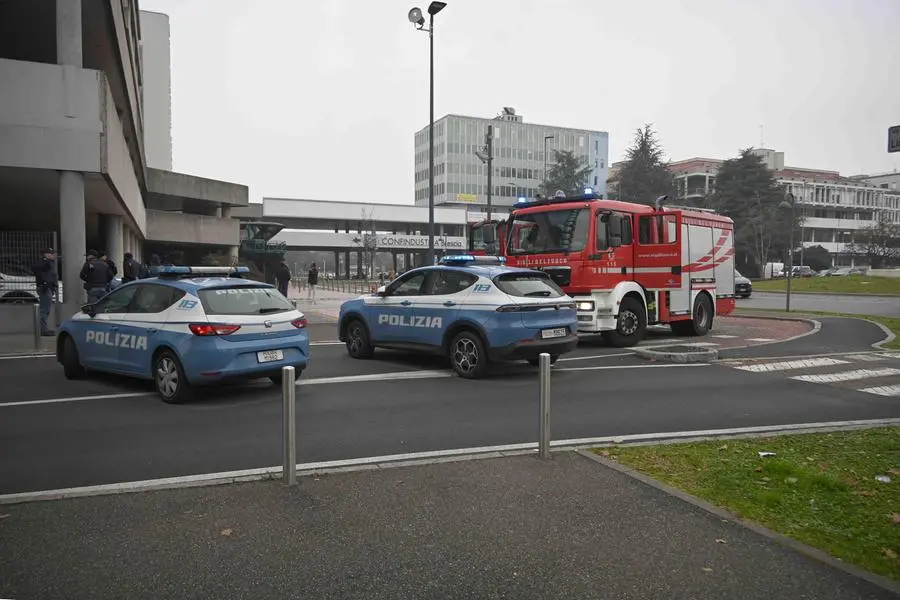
[147,210,239,245]
[147,169,249,206]
[138,11,173,171]
[101,76,146,234]
[0,58,103,172]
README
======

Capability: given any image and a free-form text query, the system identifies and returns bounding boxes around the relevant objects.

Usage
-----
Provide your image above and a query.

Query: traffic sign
[890,125,900,153]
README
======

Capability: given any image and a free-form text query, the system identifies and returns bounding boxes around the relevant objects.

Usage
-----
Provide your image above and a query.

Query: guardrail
[278,352,555,485]
[312,278,381,295]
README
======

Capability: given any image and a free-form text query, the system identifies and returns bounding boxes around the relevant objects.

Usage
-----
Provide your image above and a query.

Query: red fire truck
[477,193,736,347]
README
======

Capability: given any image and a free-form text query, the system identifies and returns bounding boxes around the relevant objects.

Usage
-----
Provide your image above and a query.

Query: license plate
[257,349,284,363]
[541,327,568,340]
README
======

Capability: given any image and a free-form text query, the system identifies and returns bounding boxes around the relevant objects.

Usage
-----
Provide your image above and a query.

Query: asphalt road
[742,291,900,317]
[0,316,895,495]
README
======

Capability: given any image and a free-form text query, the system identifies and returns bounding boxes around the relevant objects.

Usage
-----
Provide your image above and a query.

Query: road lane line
[557,352,634,362]
[4,417,900,504]
[297,370,453,386]
[859,385,900,397]
[556,363,708,373]
[734,357,849,372]
[791,368,900,383]
[0,392,152,408]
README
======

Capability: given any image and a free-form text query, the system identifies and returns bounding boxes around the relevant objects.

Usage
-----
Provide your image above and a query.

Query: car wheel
[61,335,86,380]
[345,319,374,359]
[603,296,647,348]
[672,293,714,336]
[526,354,559,366]
[449,330,489,379]
[270,368,303,384]
[154,350,193,404]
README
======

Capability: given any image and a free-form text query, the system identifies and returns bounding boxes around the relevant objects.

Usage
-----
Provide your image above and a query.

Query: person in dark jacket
[122,252,139,283]
[274,261,291,297]
[100,252,118,291]
[31,247,58,336]
[306,262,319,304]
[80,250,114,303]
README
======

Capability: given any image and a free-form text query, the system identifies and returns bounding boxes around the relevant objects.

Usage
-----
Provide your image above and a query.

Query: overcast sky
[140,0,900,204]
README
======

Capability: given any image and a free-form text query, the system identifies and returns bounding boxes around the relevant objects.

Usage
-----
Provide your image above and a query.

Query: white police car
[56,266,311,404]
[338,255,579,378]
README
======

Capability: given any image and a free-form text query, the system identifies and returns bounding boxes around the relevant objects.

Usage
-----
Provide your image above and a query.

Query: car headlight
[577,301,595,311]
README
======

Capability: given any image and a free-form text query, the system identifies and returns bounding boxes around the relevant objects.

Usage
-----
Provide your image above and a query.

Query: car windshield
[493,272,564,298]
[506,208,590,255]
[198,285,294,315]
[735,270,744,278]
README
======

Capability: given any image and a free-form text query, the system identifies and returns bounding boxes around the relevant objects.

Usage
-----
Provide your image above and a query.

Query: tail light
[189,323,241,336]
[291,317,308,329]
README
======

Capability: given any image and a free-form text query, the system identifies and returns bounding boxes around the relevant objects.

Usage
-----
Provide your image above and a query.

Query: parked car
[828,267,868,277]
[734,270,752,298]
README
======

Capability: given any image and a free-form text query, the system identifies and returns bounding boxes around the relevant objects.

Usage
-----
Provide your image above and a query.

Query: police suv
[338,255,579,378]
[56,266,310,404]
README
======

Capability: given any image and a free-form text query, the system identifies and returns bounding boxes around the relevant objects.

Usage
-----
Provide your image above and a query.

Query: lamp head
[408,7,425,26]
[428,1,447,15]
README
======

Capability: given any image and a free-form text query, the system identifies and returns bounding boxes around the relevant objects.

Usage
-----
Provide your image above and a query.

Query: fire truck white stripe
[859,385,900,396]
[734,357,849,372]
[790,368,900,383]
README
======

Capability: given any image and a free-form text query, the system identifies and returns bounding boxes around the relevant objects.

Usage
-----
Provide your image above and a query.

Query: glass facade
[413,114,609,211]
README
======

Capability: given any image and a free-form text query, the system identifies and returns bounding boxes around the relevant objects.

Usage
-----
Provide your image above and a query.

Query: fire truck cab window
[638,215,677,245]
[470,225,486,252]
[596,212,632,250]
[507,208,590,254]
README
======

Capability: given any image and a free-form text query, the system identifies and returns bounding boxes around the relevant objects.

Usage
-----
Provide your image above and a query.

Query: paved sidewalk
[289,287,360,324]
[1,452,895,600]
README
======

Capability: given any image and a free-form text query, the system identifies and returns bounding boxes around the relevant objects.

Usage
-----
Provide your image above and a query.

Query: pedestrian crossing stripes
[722,352,900,397]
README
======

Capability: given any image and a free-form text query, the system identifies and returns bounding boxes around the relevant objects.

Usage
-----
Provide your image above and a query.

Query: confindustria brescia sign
[377,235,464,249]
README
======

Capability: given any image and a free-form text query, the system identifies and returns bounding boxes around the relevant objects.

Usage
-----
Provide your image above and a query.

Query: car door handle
[110,325,119,331]
[400,300,412,306]
[147,328,158,334]
[443,301,456,307]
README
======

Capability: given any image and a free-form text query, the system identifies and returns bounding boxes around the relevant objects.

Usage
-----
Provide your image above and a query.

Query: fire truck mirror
[482,224,497,245]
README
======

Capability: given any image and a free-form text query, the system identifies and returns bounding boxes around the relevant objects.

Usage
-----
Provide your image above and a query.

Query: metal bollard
[538,352,551,459]
[282,366,297,486]
[32,303,41,350]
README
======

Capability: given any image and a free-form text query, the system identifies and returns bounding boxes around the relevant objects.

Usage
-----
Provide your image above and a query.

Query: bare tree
[847,211,900,269]
[352,208,379,278]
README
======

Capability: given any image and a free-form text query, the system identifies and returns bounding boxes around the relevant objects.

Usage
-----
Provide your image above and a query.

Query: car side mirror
[81,303,96,317]
[481,224,497,245]
[376,285,387,297]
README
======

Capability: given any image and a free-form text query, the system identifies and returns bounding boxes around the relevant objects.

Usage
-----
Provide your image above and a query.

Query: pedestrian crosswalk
[720,352,900,397]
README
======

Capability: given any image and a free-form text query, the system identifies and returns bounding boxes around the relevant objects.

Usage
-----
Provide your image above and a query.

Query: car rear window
[199,285,294,315]
[493,272,564,298]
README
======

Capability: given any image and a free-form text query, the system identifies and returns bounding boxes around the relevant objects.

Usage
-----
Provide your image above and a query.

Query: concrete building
[0,1,248,323]
[414,107,609,211]
[138,10,172,170]
[852,170,900,193]
[667,149,900,264]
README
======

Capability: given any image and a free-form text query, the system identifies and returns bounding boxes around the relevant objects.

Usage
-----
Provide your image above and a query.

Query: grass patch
[752,276,900,296]
[600,428,900,581]
[734,308,900,350]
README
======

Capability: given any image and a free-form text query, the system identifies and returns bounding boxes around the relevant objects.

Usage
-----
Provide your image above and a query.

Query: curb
[575,449,900,596]
[749,289,900,298]
[734,311,896,350]
[633,345,719,363]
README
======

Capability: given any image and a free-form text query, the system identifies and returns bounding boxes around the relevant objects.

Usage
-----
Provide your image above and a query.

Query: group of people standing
[273,261,319,304]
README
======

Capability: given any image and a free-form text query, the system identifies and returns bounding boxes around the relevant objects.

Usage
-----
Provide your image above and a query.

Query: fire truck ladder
[661,204,719,214]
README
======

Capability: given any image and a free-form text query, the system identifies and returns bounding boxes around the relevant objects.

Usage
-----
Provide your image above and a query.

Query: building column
[228,245,239,266]
[333,251,340,277]
[344,251,350,279]
[392,252,398,273]
[704,175,710,196]
[222,205,232,219]
[356,251,362,277]
[60,172,86,318]
[104,215,124,264]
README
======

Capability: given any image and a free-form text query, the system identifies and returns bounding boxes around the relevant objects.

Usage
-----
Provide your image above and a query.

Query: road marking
[4,417,900,504]
[791,368,900,383]
[297,370,453,386]
[844,353,889,362]
[0,392,152,408]
[859,385,900,397]
[733,357,849,372]
[745,338,776,342]
[558,352,634,362]
[556,363,708,373]
[0,353,55,361]
[648,341,719,348]
[876,352,900,359]
[712,335,738,339]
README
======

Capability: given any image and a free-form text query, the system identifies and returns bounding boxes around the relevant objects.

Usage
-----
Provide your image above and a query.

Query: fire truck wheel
[449,330,489,379]
[672,293,714,336]
[603,296,647,348]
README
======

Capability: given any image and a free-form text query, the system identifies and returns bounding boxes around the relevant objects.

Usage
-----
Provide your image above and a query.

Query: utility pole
[475,124,494,221]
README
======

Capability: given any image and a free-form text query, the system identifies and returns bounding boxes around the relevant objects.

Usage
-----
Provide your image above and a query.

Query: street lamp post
[543,135,554,189]
[408,1,447,266]
[781,192,797,312]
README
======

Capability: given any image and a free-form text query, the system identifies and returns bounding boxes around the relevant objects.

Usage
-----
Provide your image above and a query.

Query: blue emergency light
[157,265,251,278]
[439,255,507,266]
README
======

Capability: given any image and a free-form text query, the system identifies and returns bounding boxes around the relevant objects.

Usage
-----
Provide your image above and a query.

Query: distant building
[413,107,609,211]
[666,149,900,265]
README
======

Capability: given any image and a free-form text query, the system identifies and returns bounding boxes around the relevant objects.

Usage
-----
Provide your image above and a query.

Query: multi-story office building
[138,10,173,171]
[413,107,609,212]
[667,149,900,264]
[0,1,248,322]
